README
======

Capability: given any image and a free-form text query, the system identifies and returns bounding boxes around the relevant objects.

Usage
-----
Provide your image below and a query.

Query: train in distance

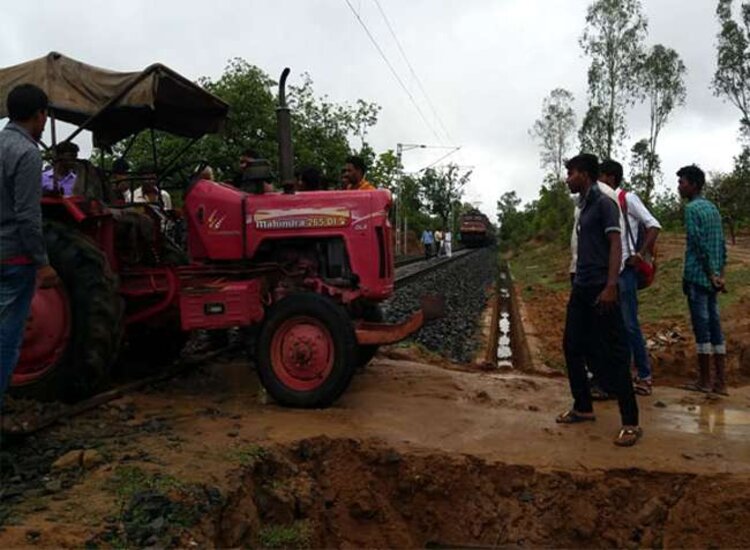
[458,209,494,248]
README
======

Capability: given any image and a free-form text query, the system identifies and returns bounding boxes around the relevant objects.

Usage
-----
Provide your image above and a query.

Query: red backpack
[618,190,657,290]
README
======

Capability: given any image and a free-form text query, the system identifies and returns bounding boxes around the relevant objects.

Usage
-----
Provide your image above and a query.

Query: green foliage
[225,444,268,466]
[107,465,184,503]
[369,149,401,191]
[630,44,686,204]
[579,0,648,158]
[629,138,662,205]
[713,0,750,140]
[259,521,313,549]
[110,58,381,188]
[650,188,683,230]
[496,178,573,250]
[418,164,471,227]
[529,88,577,182]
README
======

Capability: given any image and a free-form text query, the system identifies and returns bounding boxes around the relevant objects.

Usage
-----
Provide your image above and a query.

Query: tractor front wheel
[256,294,356,408]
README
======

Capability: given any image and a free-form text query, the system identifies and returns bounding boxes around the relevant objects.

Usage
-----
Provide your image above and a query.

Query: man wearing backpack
[599,160,661,396]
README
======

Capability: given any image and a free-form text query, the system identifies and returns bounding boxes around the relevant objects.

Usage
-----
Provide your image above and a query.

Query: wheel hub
[13,284,71,386]
[271,316,334,391]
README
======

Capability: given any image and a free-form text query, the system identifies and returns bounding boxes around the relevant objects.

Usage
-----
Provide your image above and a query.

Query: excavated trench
[211,437,750,549]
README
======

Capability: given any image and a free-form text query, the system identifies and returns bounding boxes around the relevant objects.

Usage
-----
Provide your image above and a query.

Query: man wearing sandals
[558,154,641,447]
[677,165,728,396]
[599,160,661,397]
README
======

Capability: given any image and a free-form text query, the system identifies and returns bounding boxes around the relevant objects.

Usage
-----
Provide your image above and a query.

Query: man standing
[599,160,661,396]
[420,228,434,260]
[0,84,58,413]
[343,156,375,190]
[677,165,728,395]
[41,141,78,196]
[434,228,443,256]
[557,153,641,447]
[444,229,452,258]
[569,175,623,400]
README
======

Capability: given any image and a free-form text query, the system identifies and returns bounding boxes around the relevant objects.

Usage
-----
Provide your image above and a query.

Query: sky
[1,0,744,219]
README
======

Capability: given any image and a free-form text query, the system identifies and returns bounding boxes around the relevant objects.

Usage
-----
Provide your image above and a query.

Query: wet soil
[1,355,748,548]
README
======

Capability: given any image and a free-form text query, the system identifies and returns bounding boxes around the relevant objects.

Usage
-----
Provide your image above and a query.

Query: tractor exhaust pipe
[277,68,295,192]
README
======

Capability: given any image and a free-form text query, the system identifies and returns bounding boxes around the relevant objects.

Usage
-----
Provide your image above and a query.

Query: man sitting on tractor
[343,156,375,190]
[125,164,173,209]
[41,141,78,196]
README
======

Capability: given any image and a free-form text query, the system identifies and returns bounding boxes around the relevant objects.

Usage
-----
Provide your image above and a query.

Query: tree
[628,138,662,204]
[368,149,401,191]
[419,164,470,227]
[632,44,686,202]
[111,59,381,186]
[529,88,577,182]
[713,0,750,140]
[579,0,648,158]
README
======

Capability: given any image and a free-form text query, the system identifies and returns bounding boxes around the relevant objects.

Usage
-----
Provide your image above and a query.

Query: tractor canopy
[0,51,229,146]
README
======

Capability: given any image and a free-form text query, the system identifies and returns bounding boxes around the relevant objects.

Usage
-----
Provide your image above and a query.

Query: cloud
[1,0,743,220]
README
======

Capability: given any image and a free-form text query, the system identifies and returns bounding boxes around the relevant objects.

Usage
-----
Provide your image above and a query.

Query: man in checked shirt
[677,165,729,396]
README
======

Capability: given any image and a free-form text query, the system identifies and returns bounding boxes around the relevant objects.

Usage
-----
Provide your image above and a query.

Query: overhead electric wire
[343,0,443,143]
[372,0,453,143]
[419,147,461,172]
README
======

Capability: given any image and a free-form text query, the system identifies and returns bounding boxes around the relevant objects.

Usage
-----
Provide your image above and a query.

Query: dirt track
[1,353,748,547]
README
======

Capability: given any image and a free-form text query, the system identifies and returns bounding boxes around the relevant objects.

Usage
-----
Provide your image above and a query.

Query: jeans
[0,264,37,409]
[563,284,639,426]
[619,266,651,379]
[683,280,725,355]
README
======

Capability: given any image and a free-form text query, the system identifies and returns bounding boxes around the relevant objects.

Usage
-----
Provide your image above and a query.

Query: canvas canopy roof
[0,52,229,146]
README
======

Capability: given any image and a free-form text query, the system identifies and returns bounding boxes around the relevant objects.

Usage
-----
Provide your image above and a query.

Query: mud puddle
[216,437,750,549]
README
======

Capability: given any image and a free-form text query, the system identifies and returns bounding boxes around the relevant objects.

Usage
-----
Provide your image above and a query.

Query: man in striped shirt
[677,165,728,395]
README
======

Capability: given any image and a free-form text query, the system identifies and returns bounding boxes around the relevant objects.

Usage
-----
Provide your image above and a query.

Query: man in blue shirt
[1,84,58,418]
[557,153,641,447]
[421,229,434,260]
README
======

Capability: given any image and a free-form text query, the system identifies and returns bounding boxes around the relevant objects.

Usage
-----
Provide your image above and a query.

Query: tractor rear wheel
[11,222,123,402]
[256,293,357,408]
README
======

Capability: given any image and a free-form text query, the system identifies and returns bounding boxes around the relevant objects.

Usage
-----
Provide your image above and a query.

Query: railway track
[395,248,482,285]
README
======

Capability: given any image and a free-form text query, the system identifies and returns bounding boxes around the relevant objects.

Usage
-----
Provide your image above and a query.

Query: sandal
[614,426,643,447]
[556,410,596,424]
[634,377,653,396]
[680,382,711,394]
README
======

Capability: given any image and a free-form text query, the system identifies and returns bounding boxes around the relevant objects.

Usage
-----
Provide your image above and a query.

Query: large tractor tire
[11,222,123,402]
[256,293,357,408]
[354,303,383,369]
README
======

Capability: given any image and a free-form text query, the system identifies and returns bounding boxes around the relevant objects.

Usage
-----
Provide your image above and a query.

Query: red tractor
[1,53,430,408]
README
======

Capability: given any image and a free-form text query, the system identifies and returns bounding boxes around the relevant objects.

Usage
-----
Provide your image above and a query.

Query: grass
[225,444,268,466]
[106,465,184,503]
[509,232,750,327]
[259,521,313,549]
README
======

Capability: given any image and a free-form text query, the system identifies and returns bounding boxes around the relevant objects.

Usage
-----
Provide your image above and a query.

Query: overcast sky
[1,0,743,218]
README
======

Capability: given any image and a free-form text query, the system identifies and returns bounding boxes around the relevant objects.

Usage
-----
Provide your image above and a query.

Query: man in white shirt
[124,165,172,209]
[444,230,452,257]
[599,160,661,396]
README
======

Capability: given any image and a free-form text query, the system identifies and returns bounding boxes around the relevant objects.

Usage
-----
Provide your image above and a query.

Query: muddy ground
[0,350,748,548]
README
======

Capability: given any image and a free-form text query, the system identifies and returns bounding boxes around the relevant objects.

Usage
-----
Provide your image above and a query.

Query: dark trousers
[563,284,639,426]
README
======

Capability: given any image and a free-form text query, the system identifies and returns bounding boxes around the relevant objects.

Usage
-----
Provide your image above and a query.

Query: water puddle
[495,271,513,367]
[658,403,750,440]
